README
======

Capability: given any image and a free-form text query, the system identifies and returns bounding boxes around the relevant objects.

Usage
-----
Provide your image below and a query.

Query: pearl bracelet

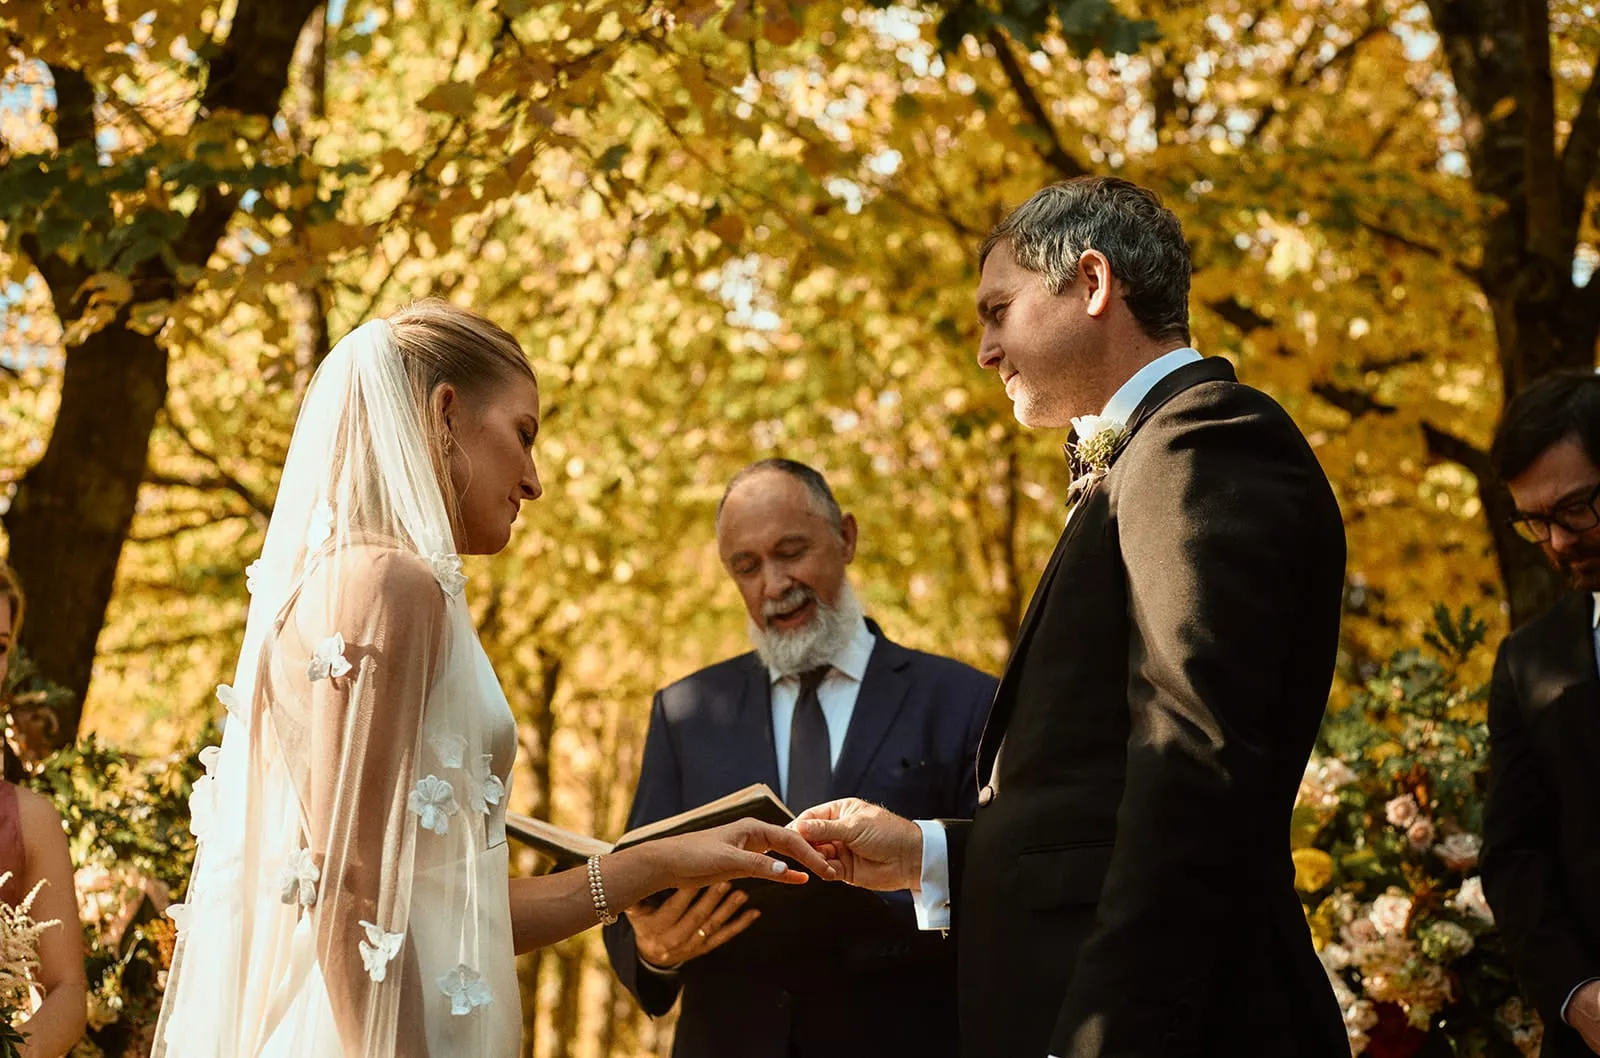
[587,854,617,925]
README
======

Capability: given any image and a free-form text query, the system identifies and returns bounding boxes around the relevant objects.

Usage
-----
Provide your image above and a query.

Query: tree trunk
[2,324,168,743]
[1418,0,1599,627]
[546,946,583,1058]
[1,0,323,744]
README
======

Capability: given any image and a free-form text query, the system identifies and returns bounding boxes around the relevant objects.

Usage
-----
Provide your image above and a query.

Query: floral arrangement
[22,735,206,1058]
[1294,607,1538,1057]
[0,873,59,1058]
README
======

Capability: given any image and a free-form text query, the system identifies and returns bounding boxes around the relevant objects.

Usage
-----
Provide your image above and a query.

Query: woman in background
[0,564,87,1058]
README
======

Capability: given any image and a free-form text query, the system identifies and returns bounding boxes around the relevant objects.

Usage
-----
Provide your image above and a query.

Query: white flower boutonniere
[1068,414,1127,477]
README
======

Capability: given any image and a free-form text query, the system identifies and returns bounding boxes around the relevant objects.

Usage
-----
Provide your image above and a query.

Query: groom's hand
[1567,980,1600,1054]
[792,798,922,892]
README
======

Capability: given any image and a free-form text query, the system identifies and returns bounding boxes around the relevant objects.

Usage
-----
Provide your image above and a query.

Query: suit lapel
[737,656,783,793]
[1539,592,1600,710]
[977,356,1239,780]
[830,632,913,798]
[1118,356,1236,444]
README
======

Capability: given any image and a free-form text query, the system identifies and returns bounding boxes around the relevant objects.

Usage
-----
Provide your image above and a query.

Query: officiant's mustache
[762,585,817,628]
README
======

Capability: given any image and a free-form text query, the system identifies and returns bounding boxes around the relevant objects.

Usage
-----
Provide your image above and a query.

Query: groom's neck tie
[786,666,833,810]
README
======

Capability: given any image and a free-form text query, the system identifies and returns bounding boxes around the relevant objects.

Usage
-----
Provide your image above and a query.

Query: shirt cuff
[911,819,952,931]
[1564,977,1600,1022]
[638,955,681,979]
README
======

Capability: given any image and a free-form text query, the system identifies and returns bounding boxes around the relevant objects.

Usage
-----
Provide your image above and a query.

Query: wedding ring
[696,928,707,940]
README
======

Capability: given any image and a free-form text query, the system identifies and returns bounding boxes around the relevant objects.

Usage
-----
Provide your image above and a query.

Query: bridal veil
[155,318,521,1056]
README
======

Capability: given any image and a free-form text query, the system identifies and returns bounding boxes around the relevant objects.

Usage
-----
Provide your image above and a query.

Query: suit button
[978,784,995,807]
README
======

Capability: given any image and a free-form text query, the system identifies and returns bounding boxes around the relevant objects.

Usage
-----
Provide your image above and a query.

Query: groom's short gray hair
[980,177,1191,345]
[717,459,844,535]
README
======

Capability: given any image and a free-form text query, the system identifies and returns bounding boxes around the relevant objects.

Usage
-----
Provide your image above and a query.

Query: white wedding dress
[154,321,523,1057]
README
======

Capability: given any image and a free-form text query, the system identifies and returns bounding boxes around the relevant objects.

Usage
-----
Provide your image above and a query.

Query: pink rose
[1407,817,1436,850]
[1369,891,1412,937]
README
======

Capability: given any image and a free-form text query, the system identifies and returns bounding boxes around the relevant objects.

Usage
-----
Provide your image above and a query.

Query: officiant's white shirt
[911,347,1203,932]
[771,614,876,802]
[641,613,875,981]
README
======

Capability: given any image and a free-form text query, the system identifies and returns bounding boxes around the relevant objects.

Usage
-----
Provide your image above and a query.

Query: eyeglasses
[1508,481,1600,544]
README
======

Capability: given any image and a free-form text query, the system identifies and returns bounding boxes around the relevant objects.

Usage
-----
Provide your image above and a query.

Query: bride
[153,301,832,1057]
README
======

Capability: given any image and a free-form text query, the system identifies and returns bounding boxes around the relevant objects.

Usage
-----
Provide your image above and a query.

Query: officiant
[601,459,994,1058]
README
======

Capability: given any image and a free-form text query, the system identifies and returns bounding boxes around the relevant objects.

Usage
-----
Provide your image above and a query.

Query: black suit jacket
[941,358,1349,1057]
[603,620,995,1058]
[1482,590,1600,1058]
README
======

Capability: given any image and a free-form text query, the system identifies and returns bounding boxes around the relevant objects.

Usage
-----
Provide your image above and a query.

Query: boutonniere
[1069,414,1127,475]
[1064,413,1127,509]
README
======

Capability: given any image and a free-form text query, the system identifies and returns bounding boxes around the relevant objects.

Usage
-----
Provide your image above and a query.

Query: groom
[797,177,1349,1057]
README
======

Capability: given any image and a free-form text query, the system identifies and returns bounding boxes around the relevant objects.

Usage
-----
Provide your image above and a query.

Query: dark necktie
[786,666,833,810]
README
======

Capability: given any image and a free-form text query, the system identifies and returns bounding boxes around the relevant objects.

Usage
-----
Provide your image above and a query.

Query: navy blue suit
[603,620,995,1058]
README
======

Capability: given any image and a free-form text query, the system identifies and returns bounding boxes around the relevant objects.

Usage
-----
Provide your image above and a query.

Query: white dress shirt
[911,347,1204,932]
[770,615,877,802]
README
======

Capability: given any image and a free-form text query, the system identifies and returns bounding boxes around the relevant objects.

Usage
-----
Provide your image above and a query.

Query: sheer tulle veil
[155,317,521,1056]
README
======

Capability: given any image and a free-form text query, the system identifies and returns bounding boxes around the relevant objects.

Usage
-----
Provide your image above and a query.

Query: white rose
[1434,832,1481,872]
[1451,877,1494,924]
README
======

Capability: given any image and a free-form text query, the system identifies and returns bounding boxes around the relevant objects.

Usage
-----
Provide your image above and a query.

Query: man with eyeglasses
[1483,370,1600,1058]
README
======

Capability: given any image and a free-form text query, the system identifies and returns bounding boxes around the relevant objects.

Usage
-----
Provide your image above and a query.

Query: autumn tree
[0,0,324,743]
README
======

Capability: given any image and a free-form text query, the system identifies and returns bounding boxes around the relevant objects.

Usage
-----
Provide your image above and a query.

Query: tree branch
[1251,18,1385,140]
[986,28,1086,180]
[1312,381,1398,418]
[150,413,274,521]
[1561,48,1600,209]
[143,471,272,520]
[45,64,96,151]
[128,511,251,543]
[1520,0,1563,262]
[99,623,248,657]
[1207,296,1273,335]
[169,0,324,274]
[1357,217,1481,284]
[1421,420,1492,479]
[1247,19,1319,140]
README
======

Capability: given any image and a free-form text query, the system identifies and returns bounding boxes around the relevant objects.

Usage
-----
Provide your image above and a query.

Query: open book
[504,783,794,873]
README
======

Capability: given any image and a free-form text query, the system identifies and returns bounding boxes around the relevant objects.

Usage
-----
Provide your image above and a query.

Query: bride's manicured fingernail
[770,859,786,874]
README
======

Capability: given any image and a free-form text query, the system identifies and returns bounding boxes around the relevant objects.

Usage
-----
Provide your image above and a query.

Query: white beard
[747,581,863,677]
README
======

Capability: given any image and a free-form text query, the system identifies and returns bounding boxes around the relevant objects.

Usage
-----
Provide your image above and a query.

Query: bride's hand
[647,818,838,890]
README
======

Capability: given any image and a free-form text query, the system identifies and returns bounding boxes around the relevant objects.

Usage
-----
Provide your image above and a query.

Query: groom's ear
[1079,250,1115,318]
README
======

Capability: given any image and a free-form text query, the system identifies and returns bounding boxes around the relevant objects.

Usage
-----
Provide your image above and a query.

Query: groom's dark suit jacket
[1482,590,1600,1058]
[603,620,994,1058]
[940,358,1349,1057]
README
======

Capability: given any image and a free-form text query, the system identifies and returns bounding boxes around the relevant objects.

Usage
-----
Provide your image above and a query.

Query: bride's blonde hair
[385,299,535,542]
